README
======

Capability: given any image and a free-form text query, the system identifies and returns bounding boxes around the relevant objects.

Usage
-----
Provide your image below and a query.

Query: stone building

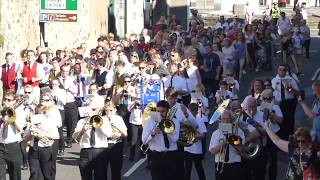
[0,0,109,63]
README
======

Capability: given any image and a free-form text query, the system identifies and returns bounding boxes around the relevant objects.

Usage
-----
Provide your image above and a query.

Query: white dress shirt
[106,114,128,144]
[184,116,207,154]
[0,106,25,144]
[209,128,245,163]
[73,116,113,149]
[271,75,299,100]
[162,75,188,92]
[142,112,180,152]
[73,74,91,98]
[47,106,63,129]
[59,76,77,103]
[26,114,59,147]
[52,87,67,110]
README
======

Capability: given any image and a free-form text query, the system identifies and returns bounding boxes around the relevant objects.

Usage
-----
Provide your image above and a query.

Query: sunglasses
[25,91,32,94]
[131,55,138,58]
[125,81,131,83]
[139,67,146,70]
[41,99,51,102]
[263,97,273,101]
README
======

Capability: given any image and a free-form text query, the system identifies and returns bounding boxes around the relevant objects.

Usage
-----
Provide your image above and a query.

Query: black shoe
[58,150,65,156]
[66,144,72,148]
[21,163,28,170]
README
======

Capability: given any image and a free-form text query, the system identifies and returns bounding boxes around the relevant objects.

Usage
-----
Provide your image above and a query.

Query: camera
[123,90,128,97]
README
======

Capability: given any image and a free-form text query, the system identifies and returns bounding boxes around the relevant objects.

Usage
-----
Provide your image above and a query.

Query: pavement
[16,37,320,180]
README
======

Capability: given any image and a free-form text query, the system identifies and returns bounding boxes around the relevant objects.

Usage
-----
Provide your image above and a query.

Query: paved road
[17,37,320,180]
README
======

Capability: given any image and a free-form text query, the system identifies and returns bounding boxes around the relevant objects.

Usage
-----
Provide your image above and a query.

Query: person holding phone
[299,80,320,142]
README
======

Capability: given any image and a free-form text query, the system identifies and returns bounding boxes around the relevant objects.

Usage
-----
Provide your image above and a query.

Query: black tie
[170,76,174,87]
[90,127,96,146]
[28,63,31,70]
[2,124,8,139]
[163,131,170,149]
[224,134,229,162]
[6,65,9,72]
[33,138,39,150]
[280,80,285,100]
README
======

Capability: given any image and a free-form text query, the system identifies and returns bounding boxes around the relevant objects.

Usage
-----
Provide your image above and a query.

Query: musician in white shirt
[0,90,26,180]
[242,97,267,180]
[215,81,234,105]
[271,64,299,140]
[258,89,283,180]
[142,100,181,180]
[184,103,207,180]
[39,92,63,178]
[162,63,188,92]
[72,101,113,180]
[59,65,79,148]
[104,101,127,180]
[209,110,245,180]
[24,104,59,180]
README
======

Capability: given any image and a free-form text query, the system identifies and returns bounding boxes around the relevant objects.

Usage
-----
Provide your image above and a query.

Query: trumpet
[30,124,54,146]
[0,97,27,125]
[89,115,103,128]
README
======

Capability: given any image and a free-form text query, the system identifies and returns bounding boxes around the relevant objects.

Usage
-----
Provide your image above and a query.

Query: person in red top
[137,36,149,53]
[21,50,44,102]
[0,52,22,93]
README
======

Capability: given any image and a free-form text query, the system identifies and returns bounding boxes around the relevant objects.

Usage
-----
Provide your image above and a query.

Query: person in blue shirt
[299,80,320,142]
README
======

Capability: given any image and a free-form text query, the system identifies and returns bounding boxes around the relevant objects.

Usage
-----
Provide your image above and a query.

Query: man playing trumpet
[72,101,113,180]
[0,90,26,180]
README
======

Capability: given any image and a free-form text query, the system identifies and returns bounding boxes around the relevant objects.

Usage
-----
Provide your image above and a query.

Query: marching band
[1,38,320,180]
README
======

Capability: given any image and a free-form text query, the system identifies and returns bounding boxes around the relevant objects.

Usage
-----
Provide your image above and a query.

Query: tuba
[233,109,261,159]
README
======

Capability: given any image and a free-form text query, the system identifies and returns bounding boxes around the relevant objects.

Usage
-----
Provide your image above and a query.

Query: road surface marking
[123,157,147,177]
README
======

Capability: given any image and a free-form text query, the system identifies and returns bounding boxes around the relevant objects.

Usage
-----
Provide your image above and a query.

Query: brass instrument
[30,124,54,146]
[89,115,103,128]
[140,116,176,154]
[0,97,26,125]
[177,123,198,147]
[142,102,158,128]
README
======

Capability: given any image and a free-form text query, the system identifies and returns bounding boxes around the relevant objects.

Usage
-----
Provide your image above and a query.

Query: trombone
[140,116,175,154]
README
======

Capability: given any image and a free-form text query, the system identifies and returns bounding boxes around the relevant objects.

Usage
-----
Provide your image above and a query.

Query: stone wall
[0,0,40,62]
[0,0,109,63]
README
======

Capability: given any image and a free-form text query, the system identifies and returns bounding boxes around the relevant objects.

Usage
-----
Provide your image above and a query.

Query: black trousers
[79,148,109,180]
[0,142,22,180]
[129,124,143,160]
[64,102,79,144]
[107,142,124,180]
[202,78,219,97]
[20,141,28,165]
[242,150,267,180]
[303,39,311,59]
[184,152,206,180]
[28,146,54,180]
[150,151,180,180]
[51,140,59,179]
[58,109,65,150]
[266,136,278,180]
[279,98,297,140]
[215,162,244,180]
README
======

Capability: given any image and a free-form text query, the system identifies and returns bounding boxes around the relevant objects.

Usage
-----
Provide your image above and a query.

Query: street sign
[40,0,77,10]
[39,0,77,22]
[40,13,77,22]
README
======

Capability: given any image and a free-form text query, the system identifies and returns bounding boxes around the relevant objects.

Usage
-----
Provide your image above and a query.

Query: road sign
[40,13,77,22]
[41,0,77,10]
[39,0,77,22]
